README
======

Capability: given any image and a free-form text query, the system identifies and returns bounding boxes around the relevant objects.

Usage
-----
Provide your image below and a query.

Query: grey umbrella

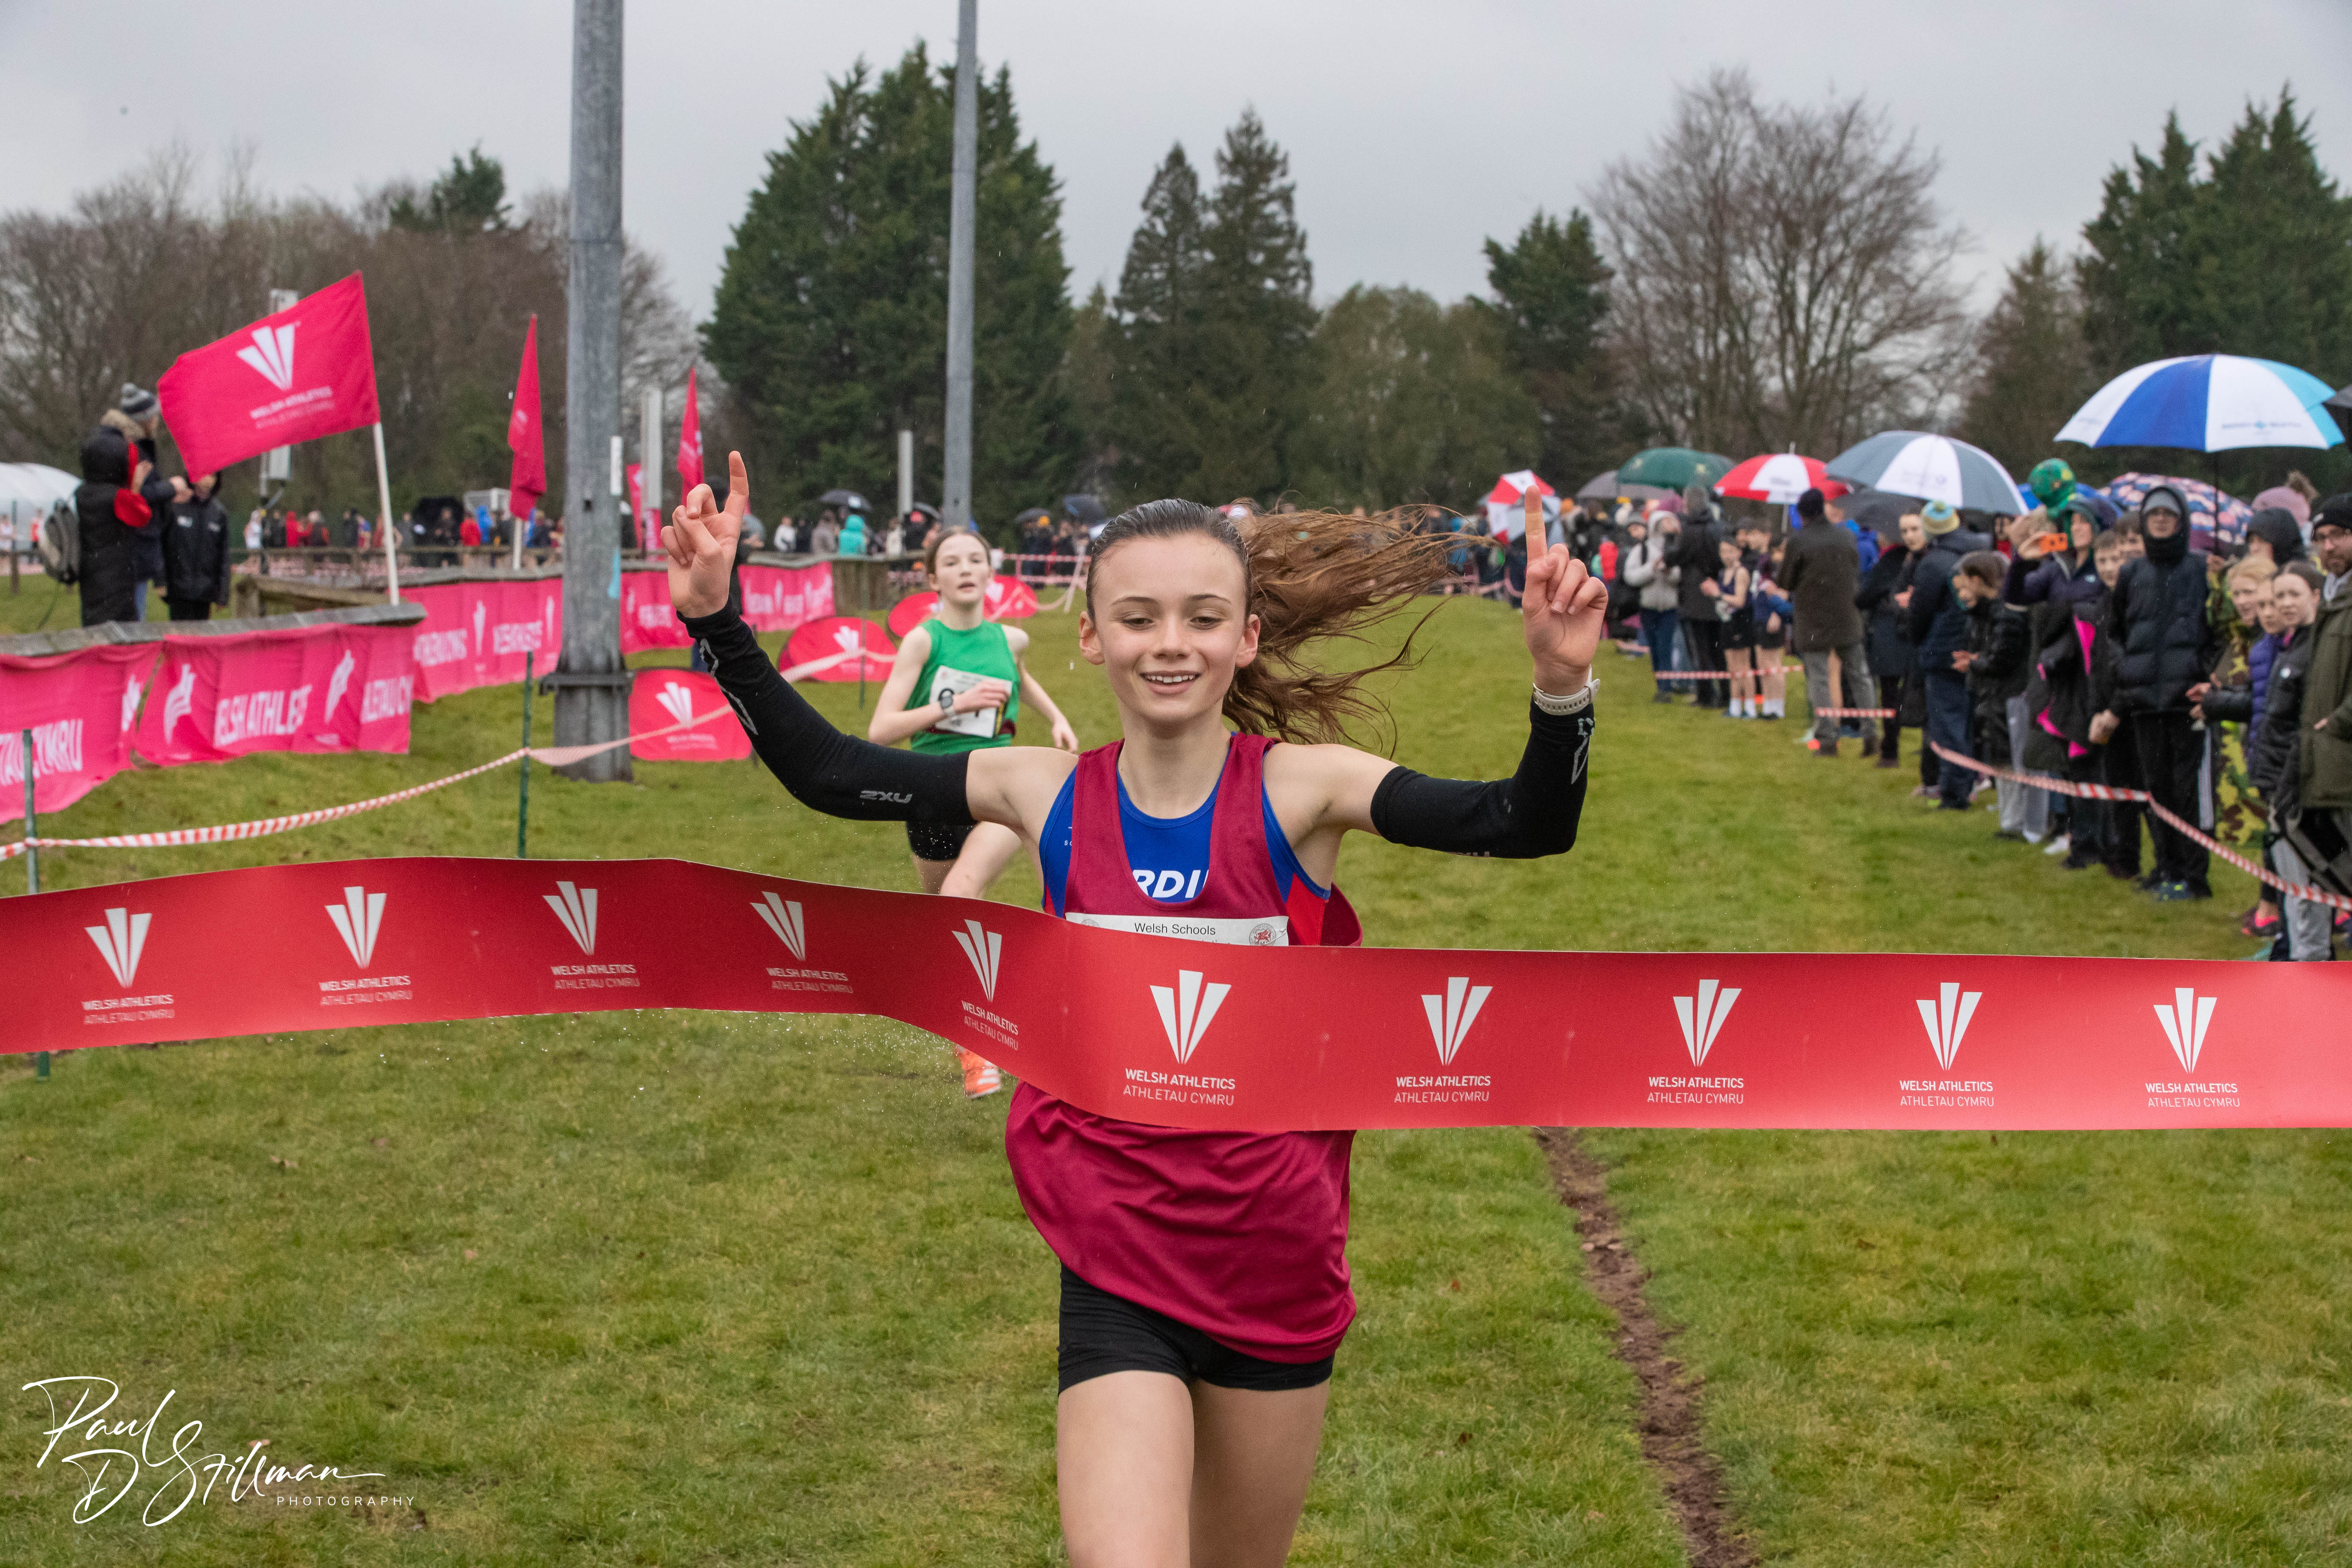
[1825,432,2027,514]
[1576,469,1674,505]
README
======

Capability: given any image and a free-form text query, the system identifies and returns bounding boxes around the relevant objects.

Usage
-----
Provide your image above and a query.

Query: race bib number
[927,664,1000,740]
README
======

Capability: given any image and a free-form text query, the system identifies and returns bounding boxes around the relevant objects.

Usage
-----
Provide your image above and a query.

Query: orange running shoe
[959,1047,1002,1099]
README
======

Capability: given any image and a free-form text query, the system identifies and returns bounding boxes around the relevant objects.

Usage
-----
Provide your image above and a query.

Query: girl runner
[665,454,1603,1567]
[1703,533,1758,718]
[870,527,1080,1098]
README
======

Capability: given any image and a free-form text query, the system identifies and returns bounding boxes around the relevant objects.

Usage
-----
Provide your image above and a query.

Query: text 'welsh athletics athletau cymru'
[4,857,2344,1131]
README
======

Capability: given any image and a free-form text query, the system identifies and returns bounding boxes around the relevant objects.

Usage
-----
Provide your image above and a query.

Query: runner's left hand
[1522,542,1607,692]
[1050,715,1080,753]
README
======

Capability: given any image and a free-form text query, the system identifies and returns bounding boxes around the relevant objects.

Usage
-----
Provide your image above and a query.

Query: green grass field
[4,579,2345,1565]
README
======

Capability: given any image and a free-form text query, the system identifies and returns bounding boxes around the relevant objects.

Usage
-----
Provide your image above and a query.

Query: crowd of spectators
[1578,462,2352,958]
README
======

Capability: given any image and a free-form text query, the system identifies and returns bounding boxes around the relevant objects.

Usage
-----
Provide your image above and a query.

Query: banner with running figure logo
[3,856,2343,1132]
[0,644,161,813]
[618,563,834,652]
[407,578,563,702]
[135,622,415,766]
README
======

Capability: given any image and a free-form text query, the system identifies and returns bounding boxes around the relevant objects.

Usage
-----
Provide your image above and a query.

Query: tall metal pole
[942,0,978,531]
[556,0,631,781]
[898,428,914,523]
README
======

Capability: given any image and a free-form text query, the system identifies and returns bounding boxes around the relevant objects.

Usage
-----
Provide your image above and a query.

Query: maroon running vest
[1004,734,1362,1362]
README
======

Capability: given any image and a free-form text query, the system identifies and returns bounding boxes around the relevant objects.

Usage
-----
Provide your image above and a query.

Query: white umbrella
[0,463,79,509]
[1825,432,2027,514]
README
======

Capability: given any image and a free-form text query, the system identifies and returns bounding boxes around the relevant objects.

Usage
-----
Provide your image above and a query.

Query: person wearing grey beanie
[118,382,160,424]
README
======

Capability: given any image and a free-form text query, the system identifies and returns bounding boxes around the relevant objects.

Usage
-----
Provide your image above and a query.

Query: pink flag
[625,464,643,547]
[156,274,381,477]
[677,367,704,498]
[507,315,546,517]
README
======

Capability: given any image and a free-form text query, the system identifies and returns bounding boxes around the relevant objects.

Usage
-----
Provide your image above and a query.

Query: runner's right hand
[665,450,747,619]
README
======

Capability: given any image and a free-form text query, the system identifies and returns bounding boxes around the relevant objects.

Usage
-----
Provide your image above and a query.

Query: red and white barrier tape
[7,854,2346,1130]
[1928,744,2352,913]
[1811,707,1899,719]
[0,689,788,864]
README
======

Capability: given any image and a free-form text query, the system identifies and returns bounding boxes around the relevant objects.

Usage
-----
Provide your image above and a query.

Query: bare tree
[0,148,695,521]
[1590,70,1970,458]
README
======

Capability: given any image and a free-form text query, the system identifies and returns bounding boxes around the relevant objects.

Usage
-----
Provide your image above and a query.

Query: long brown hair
[1086,499,1460,747]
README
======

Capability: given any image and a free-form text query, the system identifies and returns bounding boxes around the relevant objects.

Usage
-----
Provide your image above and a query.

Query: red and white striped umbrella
[1713,452,1848,505]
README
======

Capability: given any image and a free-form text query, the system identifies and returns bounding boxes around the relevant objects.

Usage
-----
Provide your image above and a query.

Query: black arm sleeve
[682,604,974,824]
[1369,700,1594,859]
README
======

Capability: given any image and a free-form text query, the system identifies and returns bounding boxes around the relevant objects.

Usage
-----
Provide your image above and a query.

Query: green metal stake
[517,653,534,858]
[24,727,47,1081]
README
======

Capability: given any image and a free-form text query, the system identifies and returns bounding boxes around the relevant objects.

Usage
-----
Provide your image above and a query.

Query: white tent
[0,463,77,509]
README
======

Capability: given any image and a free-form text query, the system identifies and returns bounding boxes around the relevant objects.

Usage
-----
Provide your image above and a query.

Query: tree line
[0,145,697,520]
[7,64,2345,536]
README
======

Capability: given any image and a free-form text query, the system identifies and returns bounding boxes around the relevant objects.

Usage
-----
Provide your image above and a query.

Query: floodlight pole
[942,0,977,530]
[554,0,630,781]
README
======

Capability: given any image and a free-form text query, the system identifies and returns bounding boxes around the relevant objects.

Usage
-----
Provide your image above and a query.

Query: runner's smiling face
[1079,533,1260,728]
[931,533,992,609]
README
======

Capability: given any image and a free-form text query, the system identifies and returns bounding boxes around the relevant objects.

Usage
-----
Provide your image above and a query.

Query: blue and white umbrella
[2055,355,2345,451]
[1824,431,2027,514]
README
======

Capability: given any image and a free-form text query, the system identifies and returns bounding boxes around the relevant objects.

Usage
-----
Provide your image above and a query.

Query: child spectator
[2098,486,2218,900]
[2202,561,2329,957]
[1701,532,1758,718]
[1949,551,2037,835]
[1743,519,1791,720]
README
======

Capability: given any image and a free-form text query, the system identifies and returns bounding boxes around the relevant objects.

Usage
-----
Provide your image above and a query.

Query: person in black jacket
[1907,502,1994,809]
[2199,561,2327,956]
[2096,485,2219,899]
[1954,551,2041,839]
[160,473,232,620]
[1671,485,1730,708]
[74,383,186,627]
[1856,513,1923,775]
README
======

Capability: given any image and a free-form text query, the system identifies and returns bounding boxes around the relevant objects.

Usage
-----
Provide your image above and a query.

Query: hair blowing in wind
[1087,500,1462,749]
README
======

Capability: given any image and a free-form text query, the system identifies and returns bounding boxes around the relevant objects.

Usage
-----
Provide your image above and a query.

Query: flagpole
[373,421,399,604]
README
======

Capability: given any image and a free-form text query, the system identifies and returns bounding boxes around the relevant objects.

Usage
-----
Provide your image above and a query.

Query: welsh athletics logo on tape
[325,885,386,968]
[1421,976,1492,1066]
[544,882,599,955]
[1916,982,1982,1072]
[2154,989,2217,1075]
[1672,979,1739,1067]
[85,907,152,988]
[752,892,806,960]
[1152,969,1230,1066]
[955,919,1003,1001]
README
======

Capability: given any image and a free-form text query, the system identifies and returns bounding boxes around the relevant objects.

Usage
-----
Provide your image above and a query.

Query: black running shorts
[905,819,976,862]
[1057,1265,1335,1393]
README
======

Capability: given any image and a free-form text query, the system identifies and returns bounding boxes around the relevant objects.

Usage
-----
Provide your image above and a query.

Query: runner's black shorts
[906,820,976,861]
[1057,1265,1334,1393]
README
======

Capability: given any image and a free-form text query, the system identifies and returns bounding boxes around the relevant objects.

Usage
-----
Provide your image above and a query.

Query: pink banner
[888,578,1038,639]
[621,563,833,652]
[135,624,415,766]
[785,616,895,682]
[0,645,161,814]
[5,856,2346,1132]
[740,562,835,632]
[628,670,750,762]
[407,579,563,702]
[621,567,690,651]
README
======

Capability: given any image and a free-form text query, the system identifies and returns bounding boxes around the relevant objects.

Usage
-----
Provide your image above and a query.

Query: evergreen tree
[1196,111,1316,503]
[704,46,1076,532]
[1106,145,1213,501]
[1478,208,1620,489]
[1959,240,2092,479]
[390,146,511,233]
[2076,89,2352,492]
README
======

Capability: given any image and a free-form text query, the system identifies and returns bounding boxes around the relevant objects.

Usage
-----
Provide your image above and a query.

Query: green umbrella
[1614,447,1736,492]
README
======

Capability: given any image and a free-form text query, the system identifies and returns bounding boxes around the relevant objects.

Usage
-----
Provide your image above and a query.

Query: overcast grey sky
[7,0,2351,325]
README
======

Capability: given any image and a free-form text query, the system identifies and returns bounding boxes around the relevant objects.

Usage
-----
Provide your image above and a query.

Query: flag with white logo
[624,669,747,761]
[507,314,546,516]
[156,274,382,477]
